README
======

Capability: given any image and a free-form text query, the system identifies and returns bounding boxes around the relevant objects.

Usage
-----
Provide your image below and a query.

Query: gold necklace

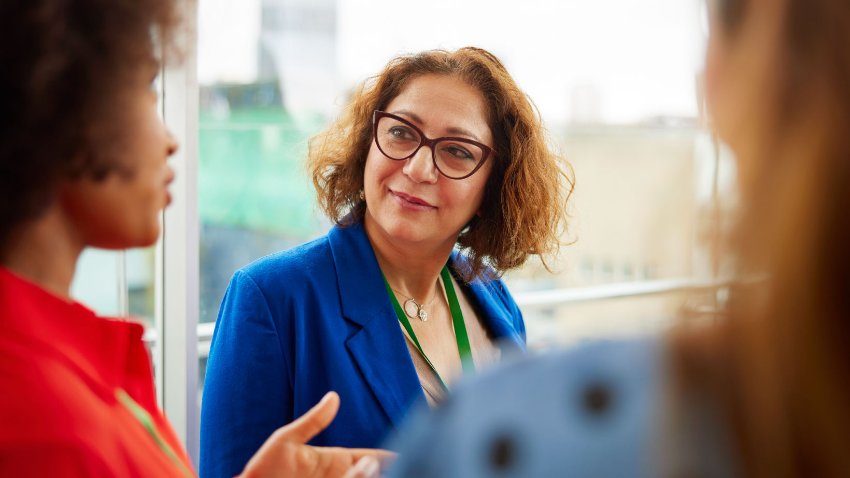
[389,280,441,322]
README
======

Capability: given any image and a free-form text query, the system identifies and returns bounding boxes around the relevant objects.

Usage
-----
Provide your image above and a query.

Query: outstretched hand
[239,392,395,478]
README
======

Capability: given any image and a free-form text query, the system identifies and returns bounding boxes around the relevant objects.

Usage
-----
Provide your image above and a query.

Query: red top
[0,267,195,477]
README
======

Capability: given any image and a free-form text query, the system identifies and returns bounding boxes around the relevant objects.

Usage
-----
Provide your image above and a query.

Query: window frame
[154,0,201,466]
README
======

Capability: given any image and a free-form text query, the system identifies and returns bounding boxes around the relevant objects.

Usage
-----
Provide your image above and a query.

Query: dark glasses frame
[372,110,494,180]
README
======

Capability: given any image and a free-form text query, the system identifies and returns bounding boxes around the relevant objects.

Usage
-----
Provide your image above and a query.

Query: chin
[388,230,423,244]
[138,228,162,247]
[380,214,425,240]
[119,229,161,249]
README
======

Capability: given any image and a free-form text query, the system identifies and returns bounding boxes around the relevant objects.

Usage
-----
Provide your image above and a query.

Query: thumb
[277,391,340,444]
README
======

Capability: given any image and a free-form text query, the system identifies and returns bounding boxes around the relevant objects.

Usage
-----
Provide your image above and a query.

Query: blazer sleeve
[199,270,293,478]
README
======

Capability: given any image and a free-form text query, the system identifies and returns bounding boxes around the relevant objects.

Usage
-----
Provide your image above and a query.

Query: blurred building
[506,121,720,347]
[259,0,338,116]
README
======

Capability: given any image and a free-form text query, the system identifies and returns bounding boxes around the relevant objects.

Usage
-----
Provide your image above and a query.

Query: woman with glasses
[386,0,850,475]
[200,47,572,478]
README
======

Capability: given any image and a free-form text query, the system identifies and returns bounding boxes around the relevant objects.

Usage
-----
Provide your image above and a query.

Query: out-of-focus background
[70,0,733,464]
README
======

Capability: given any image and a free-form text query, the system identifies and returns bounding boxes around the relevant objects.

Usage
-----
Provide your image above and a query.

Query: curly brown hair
[0,0,179,249]
[308,47,573,281]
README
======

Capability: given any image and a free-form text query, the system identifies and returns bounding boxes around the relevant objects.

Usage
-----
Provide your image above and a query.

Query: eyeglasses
[372,110,494,180]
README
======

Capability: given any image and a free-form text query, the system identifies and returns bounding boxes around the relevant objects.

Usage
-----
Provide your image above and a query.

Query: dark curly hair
[0,0,179,250]
[308,47,573,281]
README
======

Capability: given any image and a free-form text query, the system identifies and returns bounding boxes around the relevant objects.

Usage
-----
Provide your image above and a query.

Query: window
[196,0,721,355]
[108,0,726,465]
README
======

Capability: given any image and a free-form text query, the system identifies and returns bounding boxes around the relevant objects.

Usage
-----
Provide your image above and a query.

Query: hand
[240,392,395,478]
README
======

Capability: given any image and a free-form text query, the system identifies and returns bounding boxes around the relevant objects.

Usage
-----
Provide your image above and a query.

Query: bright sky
[199,0,705,124]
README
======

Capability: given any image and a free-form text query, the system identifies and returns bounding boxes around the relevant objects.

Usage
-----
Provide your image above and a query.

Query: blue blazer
[199,221,525,478]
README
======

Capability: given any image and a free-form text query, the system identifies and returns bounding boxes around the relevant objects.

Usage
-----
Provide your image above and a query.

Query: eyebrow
[391,109,484,143]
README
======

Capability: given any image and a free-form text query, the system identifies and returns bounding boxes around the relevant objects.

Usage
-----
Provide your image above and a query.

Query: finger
[321,447,396,471]
[347,448,397,464]
[342,456,380,478]
[277,391,340,444]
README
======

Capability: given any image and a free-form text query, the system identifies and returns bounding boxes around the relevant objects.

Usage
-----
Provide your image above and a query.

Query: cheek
[464,166,493,208]
[364,146,398,188]
[362,151,379,193]
[446,176,490,218]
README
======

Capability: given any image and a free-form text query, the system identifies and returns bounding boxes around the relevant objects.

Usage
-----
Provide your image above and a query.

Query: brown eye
[444,145,473,160]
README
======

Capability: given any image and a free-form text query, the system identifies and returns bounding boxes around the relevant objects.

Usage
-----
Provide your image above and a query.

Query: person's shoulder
[0,341,116,450]
[0,342,144,476]
[0,436,112,477]
[449,250,503,287]
[450,251,515,306]
[387,338,663,478]
[236,233,334,288]
[242,233,332,275]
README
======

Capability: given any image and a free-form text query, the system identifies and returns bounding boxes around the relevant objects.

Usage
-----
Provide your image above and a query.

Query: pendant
[403,298,428,322]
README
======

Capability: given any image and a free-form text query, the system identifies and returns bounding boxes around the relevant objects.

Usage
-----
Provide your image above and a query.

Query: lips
[163,172,175,207]
[390,189,436,209]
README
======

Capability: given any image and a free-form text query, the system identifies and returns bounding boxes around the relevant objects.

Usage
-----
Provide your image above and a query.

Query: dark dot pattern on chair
[582,381,614,417]
[488,432,519,472]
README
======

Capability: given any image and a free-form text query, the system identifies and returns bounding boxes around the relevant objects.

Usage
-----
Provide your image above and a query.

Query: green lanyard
[115,389,194,478]
[115,388,195,477]
[382,265,475,392]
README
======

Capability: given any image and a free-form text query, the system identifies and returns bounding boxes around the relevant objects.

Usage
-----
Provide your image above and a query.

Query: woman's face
[59,65,176,249]
[363,74,494,252]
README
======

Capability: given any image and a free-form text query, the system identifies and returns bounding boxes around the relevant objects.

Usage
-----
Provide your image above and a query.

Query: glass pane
[127,248,156,325]
[505,128,727,346]
[524,288,722,349]
[197,0,718,370]
[70,248,155,321]
[71,249,123,316]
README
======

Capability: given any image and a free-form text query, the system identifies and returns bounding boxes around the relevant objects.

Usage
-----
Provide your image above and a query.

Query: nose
[402,145,438,183]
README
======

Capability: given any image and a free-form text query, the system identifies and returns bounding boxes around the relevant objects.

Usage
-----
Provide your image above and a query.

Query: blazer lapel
[328,223,426,426]
[450,253,527,352]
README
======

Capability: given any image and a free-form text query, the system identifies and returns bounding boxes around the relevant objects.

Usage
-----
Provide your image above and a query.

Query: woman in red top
[0,0,387,476]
